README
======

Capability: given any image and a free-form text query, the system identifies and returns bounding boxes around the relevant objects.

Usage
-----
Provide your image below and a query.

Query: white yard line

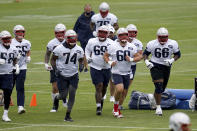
[1,123,197,130]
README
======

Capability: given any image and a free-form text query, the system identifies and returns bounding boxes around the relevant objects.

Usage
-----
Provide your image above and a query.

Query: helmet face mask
[1,30,12,47]
[118,33,128,43]
[128,31,137,39]
[99,2,109,18]
[13,25,25,41]
[157,27,169,45]
[55,31,65,42]
[65,30,77,46]
[98,30,108,41]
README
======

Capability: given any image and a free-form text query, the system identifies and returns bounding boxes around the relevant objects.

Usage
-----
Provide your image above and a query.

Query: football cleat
[2,115,11,122]
[84,68,88,73]
[155,107,162,116]
[109,96,115,103]
[64,116,73,122]
[18,106,26,114]
[96,107,102,115]
[117,109,124,118]
[113,109,119,117]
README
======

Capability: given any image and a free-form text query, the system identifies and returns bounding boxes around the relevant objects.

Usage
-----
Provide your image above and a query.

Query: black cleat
[96,107,102,115]
[64,113,73,122]
[84,68,88,73]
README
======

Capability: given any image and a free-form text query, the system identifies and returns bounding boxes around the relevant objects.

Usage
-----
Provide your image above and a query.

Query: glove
[145,60,154,69]
[0,59,6,65]
[164,58,174,66]
[87,58,93,64]
[79,63,84,72]
[26,56,31,63]
[15,64,20,75]
[45,63,53,71]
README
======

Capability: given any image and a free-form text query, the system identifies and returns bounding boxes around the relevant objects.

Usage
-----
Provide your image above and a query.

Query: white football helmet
[117,28,128,43]
[126,24,138,39]
[54,23,66,41]
[97,25,109,41]
[99,2,109,18]
[65,29,77,46]
[157,27,169,45]
[169,112,191,131]
[107,24,115,34]
[0,30,12,46]
[13,25,25,40]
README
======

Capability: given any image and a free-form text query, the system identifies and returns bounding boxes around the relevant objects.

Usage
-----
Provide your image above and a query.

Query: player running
[143,27,181,116]
[104,28,141,118]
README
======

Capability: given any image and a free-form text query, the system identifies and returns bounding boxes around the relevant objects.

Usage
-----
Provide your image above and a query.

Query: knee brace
[154,82,163,94]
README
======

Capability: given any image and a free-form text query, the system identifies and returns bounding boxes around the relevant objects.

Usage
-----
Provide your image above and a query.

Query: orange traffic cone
[30,93,37,107]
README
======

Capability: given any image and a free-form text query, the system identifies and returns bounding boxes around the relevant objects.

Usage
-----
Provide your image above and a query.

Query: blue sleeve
[143,49,151,56]
[73,17,80,33]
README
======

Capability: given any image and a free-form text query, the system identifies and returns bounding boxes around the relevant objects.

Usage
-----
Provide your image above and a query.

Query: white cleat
[117,114,124,118]
[112,109,119,117]
[109,96,115,103]
[2,115,11,122]
[155,107,162,116]
[50,109,57,113]
[18,106,26,114]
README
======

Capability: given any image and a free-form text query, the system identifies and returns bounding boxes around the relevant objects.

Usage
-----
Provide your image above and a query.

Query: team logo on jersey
[168,45,173,49]
[135,43,139,47]
[106,18,111,20]
[76,50,81,54]
[128,47,133,50]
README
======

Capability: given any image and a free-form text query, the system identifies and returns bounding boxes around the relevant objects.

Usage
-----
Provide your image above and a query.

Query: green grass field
[0,0,197,130]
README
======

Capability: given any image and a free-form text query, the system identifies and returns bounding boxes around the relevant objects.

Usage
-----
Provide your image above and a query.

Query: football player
[11,25,31,114]
[44,23,67,112]
[51,30,84,122]
[143,27,181,116]
[90,2,119,32]
[0,30,19,122]
[85,25,114,115]
[169,112,191,131]
[104,28,141,118]
[118,24,143,109]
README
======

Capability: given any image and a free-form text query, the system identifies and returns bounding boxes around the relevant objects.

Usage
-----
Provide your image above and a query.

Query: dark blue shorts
[50,70,57,83]
[90,67,111,87]
[0,74,13,90]
[130,65,136,80]
[57,73,79,92]
[112,74,130,89]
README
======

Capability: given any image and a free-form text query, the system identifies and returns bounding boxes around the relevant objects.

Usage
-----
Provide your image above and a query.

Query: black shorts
[112,74,130,90]
[150,62,171,87]
[50,70,57,83]
[57,73,79,93]
[90,67,111,87]
[0,74,13,90]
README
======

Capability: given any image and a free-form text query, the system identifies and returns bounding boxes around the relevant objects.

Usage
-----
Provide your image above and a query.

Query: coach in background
[0,31,19,122]
[12,25,31,114]
[73,4,94,72]
[143,27,181,116]
[51,30,84,122]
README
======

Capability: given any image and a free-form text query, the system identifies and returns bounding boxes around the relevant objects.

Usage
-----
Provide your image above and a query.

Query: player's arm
[90,22,95,31]
[78,57,84,72]
[50,54,58,70]
[44,48,53,70]
[143,48,154,69]
[173,51,181,61]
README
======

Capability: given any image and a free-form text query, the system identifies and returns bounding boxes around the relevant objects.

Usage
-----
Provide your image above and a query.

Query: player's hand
[164,58,174,66]
[45,63,53,71]
[79,63,84,72]
[145,60,154,69]
[26,56,31,63]
[15,64,20,74]
[125,55,134,62]
[0,59,6,65]
[87,58,93,64]
[108,60,117,67]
